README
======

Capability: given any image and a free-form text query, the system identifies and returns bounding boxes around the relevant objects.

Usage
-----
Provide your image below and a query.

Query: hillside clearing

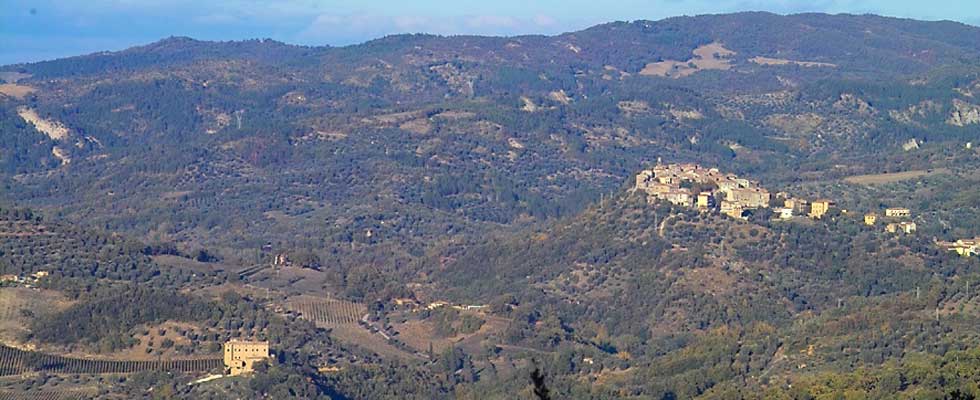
[0,288,72,346]
[750,56,837,68]
[0,84,34,99]
[640,42,735,78]
[843,168,950,185]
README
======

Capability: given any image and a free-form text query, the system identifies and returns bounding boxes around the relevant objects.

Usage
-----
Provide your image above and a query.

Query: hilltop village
[634,162,980,259]
[633,162,919,224]
[634,162,771,218]
[633,162,825,219]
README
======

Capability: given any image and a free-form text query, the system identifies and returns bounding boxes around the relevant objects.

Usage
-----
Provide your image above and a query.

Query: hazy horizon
[4,0,980,66]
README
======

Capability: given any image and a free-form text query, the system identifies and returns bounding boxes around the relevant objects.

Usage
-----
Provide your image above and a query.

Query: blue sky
[3,0,980,65]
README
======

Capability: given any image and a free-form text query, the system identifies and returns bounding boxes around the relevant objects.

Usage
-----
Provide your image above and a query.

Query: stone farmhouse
[224,340,270,376]
[886,221,917,234]
[885,208,911,218]
[938,238,979,257]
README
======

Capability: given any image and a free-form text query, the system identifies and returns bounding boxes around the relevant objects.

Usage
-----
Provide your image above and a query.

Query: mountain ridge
[5,12,980,74]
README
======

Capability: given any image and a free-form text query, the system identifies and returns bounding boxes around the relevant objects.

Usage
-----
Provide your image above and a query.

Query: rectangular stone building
[885,208,911,218]
[224,340,270,376]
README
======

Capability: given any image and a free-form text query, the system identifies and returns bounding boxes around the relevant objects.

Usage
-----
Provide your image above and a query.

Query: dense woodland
[1,11,980,399]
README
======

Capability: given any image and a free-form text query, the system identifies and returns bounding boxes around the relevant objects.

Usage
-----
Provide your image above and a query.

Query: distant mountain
[9,13,980,77]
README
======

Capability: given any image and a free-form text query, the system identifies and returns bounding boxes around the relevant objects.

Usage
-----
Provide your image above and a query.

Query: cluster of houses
[634,163,772,219]
[634,163,978,260]
[634,163,846,221]
[392,298,488,312]
[0,271,49,288]
[864,207,917,234]
[938,238,979,257]
[773,197,836,220]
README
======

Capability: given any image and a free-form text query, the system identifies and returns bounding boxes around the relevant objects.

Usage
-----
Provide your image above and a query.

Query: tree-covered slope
[2,14,979,267]
[422,189,980,398]
[1,12,980,398]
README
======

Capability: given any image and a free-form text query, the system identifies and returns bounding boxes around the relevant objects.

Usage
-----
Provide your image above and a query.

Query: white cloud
[392,15,432,31]
[465,15,520,29]
[193,13,241,25]
[533,14,559,27]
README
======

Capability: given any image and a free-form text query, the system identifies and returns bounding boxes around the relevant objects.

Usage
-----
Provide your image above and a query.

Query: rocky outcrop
[617,100,650,116]
[429,63,476,97]
[669,108,704,121]
[834,93,874,115]
[947,99,980,126]
[549,90,571,105]
[17,107,69,140]
[888,100,942,125]
[902,139,920,151]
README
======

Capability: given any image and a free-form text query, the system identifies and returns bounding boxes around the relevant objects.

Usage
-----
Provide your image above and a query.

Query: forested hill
[2,11,980,399]
[421,190,980,398]
[2,13,979,262]
[12,13,980,78]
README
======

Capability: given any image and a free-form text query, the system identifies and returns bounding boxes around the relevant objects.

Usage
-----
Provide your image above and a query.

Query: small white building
[885,208,911,218]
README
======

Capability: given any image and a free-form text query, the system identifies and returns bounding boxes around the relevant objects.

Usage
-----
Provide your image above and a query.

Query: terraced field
[285,296,365,326]
[0,390,94,400]
[284,295,418,360]
[0,345,221,377]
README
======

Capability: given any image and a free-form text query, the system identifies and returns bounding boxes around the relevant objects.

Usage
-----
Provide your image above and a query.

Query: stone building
[697,192,715,210]
[885,208,911,218]
[809,199,835,219]
[721,201,745,219]
[224,340,270,376]
[886,221,917,234]
[864,213,877,226]
[784,198,809,215]
[663,189,693,207]
[939,238,979,257]
[726,187,771,209]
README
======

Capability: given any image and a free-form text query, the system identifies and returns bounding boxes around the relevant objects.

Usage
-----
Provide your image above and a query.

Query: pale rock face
[51,146,71,165]
[889,100,942,125]
[520,96,538,112]
[902,139,920,151]
[17,107,73,165]
[834,93,875,115]
[669,108,704,121]
[429,63,476,97]
[17,107,70,140]
[549,90,571,105]
[947,99,980,126]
